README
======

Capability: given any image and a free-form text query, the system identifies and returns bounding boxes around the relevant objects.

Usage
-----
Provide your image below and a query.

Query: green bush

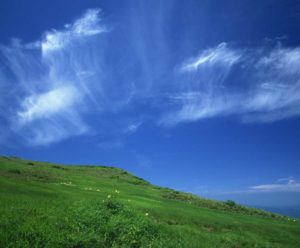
[8,168,21,174]
[225,200,236,207]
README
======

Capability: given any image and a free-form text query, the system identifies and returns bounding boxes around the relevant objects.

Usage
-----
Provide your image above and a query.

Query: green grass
[0,156,299,247]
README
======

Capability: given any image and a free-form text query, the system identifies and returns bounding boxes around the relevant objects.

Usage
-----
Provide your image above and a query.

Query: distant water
[253,206,300,219]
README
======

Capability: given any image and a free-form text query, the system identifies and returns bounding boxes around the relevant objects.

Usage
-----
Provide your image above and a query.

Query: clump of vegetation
[51,165,67,170]
[101,200,161,247]
[128,177,150,186]
[8,168,21,174]
[225,200,236,207]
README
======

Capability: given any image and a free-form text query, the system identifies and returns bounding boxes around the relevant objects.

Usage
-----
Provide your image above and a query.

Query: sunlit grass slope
[0,156,299,247]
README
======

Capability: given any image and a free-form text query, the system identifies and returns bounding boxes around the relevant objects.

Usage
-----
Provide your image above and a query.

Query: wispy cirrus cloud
[213,177,300,195]
[17,86,79,124]
[41,9,106,55]
[198,177,300,208]
[249,177,300,193]
[0,9,108,145]
[15,85,88,145]
[161,43,300,125]
[0,9,141,146]
[180,42,241,72]
[243,46,300,122]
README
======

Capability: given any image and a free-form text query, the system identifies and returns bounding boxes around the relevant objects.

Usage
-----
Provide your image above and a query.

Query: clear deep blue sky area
[1,0,300,211]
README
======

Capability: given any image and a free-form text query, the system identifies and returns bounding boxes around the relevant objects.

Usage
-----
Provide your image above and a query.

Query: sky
[1,0,300,209]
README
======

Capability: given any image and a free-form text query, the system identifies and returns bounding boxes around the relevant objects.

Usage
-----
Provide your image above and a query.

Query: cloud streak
[41,9,106,55]
[161,43,300,125]
[0,9,115,146]
[180,43,241,72]
[213,177,300,195]
[249,178,300,193]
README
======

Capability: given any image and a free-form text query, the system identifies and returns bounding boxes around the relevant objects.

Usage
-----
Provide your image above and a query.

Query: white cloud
[13,85,89,146]
[23,114,88,146]
[277,177,295,183]
[244,47,300,120]
[0,9,108,146]
[180,43,241,72]
[208,178,300,196]
[162,43,300,125]
[72,9,105,36]
[41,9,106,55]
[125,122,142,134]
[17,86,79,123]
[161,43,244,125]
[249,178,300,193]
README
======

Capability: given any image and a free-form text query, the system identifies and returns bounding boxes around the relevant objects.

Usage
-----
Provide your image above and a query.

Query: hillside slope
[0,156,299,247]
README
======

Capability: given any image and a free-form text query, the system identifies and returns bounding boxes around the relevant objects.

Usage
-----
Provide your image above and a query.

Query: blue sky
[1,0,300,208]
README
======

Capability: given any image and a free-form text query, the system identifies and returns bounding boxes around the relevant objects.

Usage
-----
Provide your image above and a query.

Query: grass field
[0,156,299,247]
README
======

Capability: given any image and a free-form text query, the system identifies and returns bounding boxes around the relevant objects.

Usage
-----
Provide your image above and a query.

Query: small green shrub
[51,165,66,170]
[8,169,21,174]
[104,200,124,215]
[225,200,236,207]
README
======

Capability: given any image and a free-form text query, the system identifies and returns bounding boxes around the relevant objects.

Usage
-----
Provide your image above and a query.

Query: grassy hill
[0,156,299,247]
